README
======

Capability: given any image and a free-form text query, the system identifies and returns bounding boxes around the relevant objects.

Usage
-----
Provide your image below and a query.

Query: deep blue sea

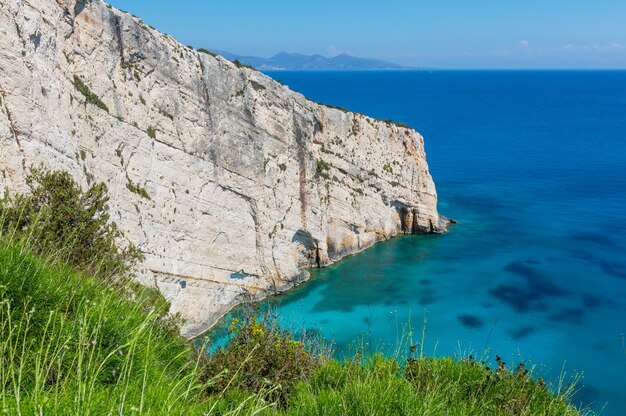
[213,71,626,414]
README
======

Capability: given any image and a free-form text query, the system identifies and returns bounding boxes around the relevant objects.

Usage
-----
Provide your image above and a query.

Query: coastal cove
[207,71,626,415]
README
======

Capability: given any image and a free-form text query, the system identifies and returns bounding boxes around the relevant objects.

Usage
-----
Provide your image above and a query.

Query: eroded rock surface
[0,0,445,337]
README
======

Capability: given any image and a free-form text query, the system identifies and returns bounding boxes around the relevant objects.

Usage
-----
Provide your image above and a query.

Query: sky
[106,0,626,69]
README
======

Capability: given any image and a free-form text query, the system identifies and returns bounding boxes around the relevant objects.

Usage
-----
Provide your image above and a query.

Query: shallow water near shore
[209,71,626,415]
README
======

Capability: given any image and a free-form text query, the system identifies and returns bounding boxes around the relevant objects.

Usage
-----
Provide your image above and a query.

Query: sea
[210,71,626,415]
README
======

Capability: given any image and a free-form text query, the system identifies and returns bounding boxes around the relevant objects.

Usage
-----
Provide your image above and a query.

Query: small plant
[146,126,156,138]
[278,163,287,172]
[322,103,349,113]
[203,308,326,405]
[232,59,255,70]
[393,120,411,129]
[157,107,174,120]
[316,159,331,180]
[126,176,151,200]
[72,75,109,113]
[197,48,217,57]
[351,116,359,136]
[383,163,393,174]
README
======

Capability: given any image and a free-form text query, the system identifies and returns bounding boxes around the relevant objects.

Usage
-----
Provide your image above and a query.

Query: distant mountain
[213,51,414,71]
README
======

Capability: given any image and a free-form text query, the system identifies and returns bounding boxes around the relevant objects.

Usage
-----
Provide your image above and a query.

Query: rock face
[0,0,445,337]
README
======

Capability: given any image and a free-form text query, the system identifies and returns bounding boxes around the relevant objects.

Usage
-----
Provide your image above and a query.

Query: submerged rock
[0,0,444,337]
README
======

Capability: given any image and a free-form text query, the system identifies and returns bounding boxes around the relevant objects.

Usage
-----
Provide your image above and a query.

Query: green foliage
[198,48,218,57]
[232,59,256,70]
[393,121,411,129]
[203,312,323,405]
[146,126,156,139]
[0,166,142,280]
[157,107,174,120]
[278,163,287,172]
[72,75,109,113]
[316,159,331,180]
[126,177,151,200]
[383,163,393,174]
[321,103,349,113]
[383,119,411,129]
[351,117,359,136]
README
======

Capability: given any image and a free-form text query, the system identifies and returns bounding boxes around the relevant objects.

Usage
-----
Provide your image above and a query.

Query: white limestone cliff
[0,0,446,337]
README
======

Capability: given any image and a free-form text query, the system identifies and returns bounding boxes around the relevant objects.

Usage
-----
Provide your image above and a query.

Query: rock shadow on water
[581,293,603,309]
[418,288,437,306]
[489,261,570,313]
[508,326,535,341]
[570,232,618,249]
[548,307,585,325]
[457,314,484,329]
[570,250,626,280]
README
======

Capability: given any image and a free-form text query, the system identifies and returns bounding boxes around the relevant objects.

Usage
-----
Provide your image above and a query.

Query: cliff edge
[0,0,445,337]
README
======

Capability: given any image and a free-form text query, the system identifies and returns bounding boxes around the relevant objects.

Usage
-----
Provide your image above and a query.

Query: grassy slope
[0,242,222,415]
[0,241,590,415]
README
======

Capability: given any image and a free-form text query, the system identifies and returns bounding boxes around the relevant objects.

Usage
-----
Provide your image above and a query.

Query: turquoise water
[212,71,626,414]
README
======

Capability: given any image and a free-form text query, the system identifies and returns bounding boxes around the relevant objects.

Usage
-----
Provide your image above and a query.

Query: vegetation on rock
[73,75,109,113]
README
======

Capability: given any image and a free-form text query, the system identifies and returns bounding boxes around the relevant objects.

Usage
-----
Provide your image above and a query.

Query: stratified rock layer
[0,0,444,337]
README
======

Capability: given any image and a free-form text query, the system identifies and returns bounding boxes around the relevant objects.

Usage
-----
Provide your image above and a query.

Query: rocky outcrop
[0,0,446,337]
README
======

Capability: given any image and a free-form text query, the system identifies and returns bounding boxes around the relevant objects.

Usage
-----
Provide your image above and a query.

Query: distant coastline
[212,50,423,71]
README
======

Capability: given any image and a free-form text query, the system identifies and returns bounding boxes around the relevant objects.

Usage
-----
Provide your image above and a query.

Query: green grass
[279,355,585,416]
[0,240,275,415]
[0,241,193,414]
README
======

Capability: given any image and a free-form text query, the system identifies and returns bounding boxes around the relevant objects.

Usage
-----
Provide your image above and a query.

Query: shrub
[0,166,142,280]
[316,159,330,174]
[146,126,156,138]
[126,176,151,200]
[72,75,109,113]
[203,310,325,405]
[232,59,256,70]
[197,48,217,57]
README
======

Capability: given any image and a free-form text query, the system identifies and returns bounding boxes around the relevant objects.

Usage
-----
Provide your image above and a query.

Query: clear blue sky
[107,0,626,69]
